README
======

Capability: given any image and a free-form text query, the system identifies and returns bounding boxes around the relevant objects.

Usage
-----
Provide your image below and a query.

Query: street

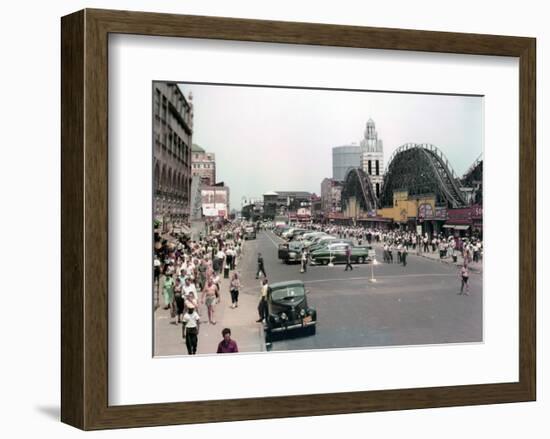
[239,230,482,352]
[154,229,482,356]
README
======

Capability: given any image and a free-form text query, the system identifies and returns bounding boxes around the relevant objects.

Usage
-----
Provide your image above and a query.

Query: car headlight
[300,309,306,317]
[280,312,288,320]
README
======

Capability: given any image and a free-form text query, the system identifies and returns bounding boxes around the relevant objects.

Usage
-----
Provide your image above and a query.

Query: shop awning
[443,224,470,230]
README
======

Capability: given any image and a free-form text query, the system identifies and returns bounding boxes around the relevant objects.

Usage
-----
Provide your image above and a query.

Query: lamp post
[369,258,378,282]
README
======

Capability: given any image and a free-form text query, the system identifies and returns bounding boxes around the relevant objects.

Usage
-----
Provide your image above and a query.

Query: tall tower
[360,118,384,199]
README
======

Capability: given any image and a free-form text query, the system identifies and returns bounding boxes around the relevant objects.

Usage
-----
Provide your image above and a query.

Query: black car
[244,226,256,240]
[265,280,317,343]
[277,241,304,263]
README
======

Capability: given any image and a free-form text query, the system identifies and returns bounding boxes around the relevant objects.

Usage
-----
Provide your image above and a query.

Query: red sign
[471,204,483,219]
[447,206,476,225]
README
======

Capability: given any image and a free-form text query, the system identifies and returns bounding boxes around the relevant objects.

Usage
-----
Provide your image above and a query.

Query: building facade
[360,118,384,199]
[153,82,194,232]
[332,144,362,182]
[320,178,343,214]
[262,191,312,219]
[201,184,230,220]
[191,143,216,185]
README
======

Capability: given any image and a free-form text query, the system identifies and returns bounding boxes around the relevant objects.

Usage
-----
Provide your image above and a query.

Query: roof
[192,143,205,152]
[270,280,305,290]
[263,191,279,196]
[273,191,312,197]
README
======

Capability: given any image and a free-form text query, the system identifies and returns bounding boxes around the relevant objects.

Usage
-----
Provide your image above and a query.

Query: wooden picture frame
[61,8,536,430]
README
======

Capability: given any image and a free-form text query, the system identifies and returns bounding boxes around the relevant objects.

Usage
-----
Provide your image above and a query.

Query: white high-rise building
[360,118,384,199]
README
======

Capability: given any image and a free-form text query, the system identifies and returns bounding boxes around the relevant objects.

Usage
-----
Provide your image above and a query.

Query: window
[376,160,380,176]
[154,89,161,117]
[161,95,167,121]
[368,160,372,175]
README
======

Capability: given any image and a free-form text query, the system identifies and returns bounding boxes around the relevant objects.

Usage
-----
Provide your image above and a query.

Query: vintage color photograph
[152,82,483,357]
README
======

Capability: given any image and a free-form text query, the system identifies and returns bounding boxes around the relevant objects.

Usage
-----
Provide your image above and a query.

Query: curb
[415,252,483,274]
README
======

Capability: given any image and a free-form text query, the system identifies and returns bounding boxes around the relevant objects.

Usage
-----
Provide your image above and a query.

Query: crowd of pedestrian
[154,222,247,355]
[273,221,482,294]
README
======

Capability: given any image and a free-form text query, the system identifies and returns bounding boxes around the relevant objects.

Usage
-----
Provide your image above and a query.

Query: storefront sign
[418,203,433,219]
[447,206,474,225]
[434,206,448,220]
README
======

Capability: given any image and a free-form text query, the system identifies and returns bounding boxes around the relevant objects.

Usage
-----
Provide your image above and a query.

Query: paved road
[239,230,482,352]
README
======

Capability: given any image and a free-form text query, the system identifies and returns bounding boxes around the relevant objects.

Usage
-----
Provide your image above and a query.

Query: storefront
[417,204,448,236]
[444,205,483,237]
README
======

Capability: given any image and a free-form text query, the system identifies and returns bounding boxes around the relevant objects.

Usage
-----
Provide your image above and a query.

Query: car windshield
[271,285,306,301]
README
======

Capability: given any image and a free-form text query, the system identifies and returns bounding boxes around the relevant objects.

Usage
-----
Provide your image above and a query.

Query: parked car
[277,241,304,263]
[244,226,256,240]
[283,227,308,241]
[308,238,352,253]
[309,243,373,265]
[299,232,327,247]
[275,225,290,236]
[285,241,304,263]
[265,280,317,342]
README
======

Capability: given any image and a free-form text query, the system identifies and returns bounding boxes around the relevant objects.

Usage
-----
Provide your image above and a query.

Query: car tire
[358,256,365,264]
[308,325,316,336]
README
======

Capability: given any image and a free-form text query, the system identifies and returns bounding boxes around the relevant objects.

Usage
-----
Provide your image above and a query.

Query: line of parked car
[275,225,375,266]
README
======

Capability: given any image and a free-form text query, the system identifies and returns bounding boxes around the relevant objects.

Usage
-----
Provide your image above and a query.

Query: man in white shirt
[182,306,201,355]
[215,249,226,274]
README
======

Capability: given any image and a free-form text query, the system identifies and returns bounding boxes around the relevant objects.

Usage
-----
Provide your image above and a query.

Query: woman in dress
[162,275,175,311]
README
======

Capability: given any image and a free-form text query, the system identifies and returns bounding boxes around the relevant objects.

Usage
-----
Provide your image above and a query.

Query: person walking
[182,304,200,355]
[229,272,240,308]
[162,275,175,311]
[256,279,269,323]
[256,252,267,279]
[217,328,239,354]
[459,264,470,295]
[174,278,184,324]
[397,242,403,264]
[344,245,353,271]
[201,278,218,325]
[300,249,308,273]
[402,245,408,267]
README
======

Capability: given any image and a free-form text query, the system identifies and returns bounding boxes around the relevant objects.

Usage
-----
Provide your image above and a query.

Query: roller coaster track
[343,168,379,211]
[383,143,467,208]
[462,153,483,182]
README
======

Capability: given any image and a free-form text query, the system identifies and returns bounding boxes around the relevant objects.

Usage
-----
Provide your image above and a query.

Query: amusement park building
[339,142,483,236]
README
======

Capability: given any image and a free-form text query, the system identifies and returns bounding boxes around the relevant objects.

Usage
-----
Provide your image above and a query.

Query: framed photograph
[61,9,536,430]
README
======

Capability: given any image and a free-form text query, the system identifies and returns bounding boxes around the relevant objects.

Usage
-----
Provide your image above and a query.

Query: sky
[178,83,483,210]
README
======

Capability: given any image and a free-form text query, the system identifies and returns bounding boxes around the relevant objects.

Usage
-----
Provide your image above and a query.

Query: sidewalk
[368,241,482,274]
[413,248,483,273]
[154,246,265,356]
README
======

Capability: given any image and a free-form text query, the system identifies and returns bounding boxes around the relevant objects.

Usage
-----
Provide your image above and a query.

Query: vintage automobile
[265,280,317,342]
[244,226,256,240]
[277,241,304,263]
[282,227,308,241]
[308,238,352,253]
[299,231,327,247]
[309,243,374,265]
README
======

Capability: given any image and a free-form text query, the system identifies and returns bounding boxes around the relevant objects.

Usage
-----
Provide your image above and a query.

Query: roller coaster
[379,143,467,209]
[340,168,379,212]
[340,143,483,213]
